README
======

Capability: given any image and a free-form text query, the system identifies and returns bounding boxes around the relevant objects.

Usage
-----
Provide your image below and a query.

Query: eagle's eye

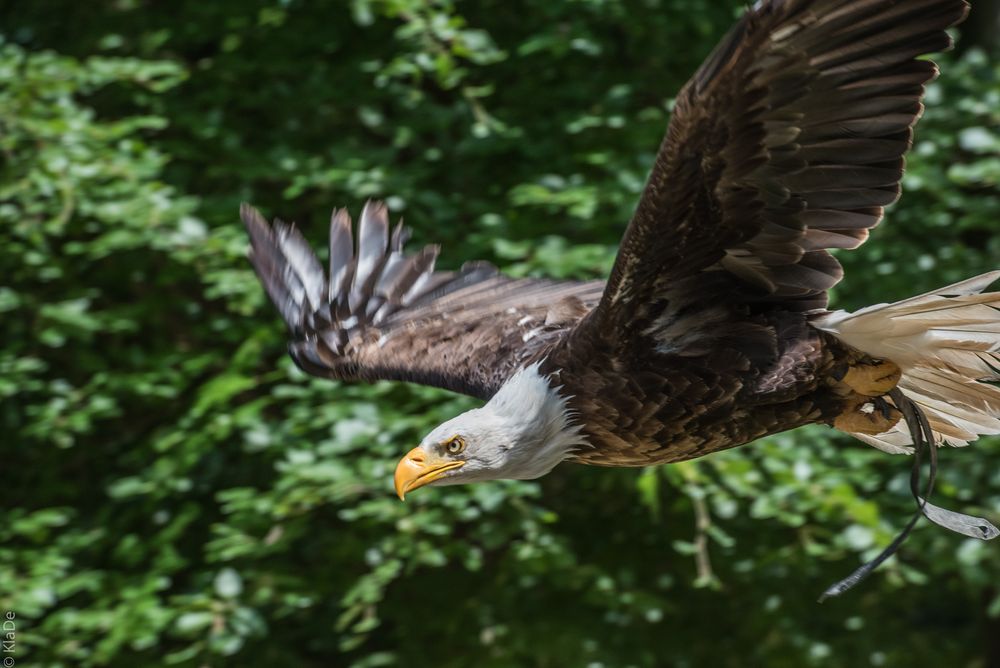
[444,436,466,455]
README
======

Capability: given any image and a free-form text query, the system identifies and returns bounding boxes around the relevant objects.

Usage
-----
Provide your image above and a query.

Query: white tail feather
[813,271,1000,453]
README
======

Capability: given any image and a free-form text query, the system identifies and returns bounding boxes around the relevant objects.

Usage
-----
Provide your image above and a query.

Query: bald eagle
[244,0,998,567]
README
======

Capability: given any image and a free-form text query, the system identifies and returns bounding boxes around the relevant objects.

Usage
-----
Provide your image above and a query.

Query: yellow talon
[840,359,901,397]
[834,394,902,435]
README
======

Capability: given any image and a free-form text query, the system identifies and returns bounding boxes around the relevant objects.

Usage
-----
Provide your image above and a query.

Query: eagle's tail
[813,271,1000,453]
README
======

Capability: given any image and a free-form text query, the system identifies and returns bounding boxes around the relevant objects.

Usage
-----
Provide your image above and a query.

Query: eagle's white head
[393,363,587,498]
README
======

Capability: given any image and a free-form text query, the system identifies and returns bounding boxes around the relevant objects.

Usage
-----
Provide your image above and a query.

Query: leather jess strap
[819,388,998,602]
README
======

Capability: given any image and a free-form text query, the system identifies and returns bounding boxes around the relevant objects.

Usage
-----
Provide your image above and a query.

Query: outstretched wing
[242,203,604,400]
[597,0,968,328]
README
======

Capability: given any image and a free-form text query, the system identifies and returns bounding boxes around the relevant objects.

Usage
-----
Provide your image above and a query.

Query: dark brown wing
[597,0,968,325]
[242,203,604,400]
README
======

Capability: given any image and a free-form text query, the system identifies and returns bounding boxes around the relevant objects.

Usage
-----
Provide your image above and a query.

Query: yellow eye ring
[444,436,466,455]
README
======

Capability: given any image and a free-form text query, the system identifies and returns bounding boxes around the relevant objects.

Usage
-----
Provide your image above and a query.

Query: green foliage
[1,2,998,667]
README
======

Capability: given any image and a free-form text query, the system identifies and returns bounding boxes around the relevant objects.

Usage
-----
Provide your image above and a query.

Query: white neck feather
[480,361,587,479]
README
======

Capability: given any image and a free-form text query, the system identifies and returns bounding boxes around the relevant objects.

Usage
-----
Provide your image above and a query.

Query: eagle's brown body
[244,0,1000,473]
[548,309,838,466]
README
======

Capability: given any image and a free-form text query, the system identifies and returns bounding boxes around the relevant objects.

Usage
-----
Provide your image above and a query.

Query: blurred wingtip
[240,202,268,232]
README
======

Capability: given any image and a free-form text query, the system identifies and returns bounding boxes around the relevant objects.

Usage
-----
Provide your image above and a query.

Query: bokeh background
[2,1,999,666]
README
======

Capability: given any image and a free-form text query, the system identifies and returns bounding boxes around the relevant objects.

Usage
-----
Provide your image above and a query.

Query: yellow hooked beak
[394,446,465,500]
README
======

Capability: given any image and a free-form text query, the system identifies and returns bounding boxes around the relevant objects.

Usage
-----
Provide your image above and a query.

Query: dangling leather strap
[819,388,998,602]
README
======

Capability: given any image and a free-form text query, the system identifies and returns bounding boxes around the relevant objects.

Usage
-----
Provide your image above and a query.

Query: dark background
[2,1,999,665]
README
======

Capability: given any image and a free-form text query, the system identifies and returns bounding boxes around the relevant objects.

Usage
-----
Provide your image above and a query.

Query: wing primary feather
[351,201,390,313]
[328,208,355,304]
[273,218,325,313]
[242,203,312,331]
[390,218,410,252]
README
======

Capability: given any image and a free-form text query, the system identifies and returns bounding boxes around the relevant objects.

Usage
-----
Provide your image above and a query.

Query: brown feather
[594,0,967,328]
[241,203,603,400]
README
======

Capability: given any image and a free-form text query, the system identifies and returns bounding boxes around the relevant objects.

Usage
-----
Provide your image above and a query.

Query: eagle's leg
[840,359,901,397]
[834,393,902,434]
